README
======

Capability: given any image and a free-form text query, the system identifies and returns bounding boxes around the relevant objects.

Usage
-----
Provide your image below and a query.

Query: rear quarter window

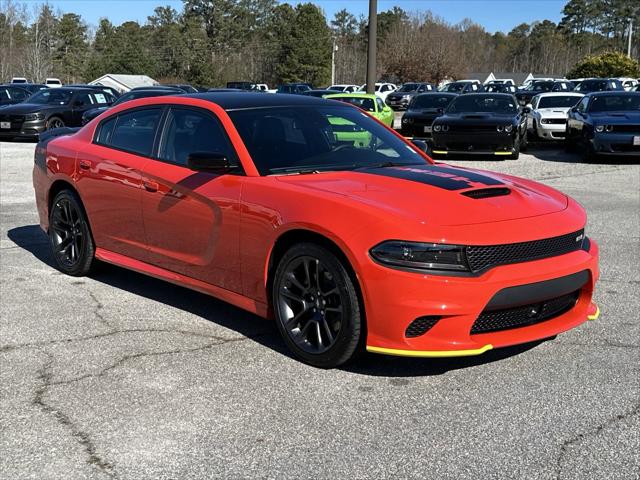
[95,107,162,157]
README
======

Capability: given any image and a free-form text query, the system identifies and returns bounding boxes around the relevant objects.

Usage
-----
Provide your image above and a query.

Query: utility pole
[366,0,377,94]
[331,38,338,85]
[628,18,633,58]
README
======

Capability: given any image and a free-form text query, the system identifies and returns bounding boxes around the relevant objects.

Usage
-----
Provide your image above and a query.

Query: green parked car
[325,93,395,128]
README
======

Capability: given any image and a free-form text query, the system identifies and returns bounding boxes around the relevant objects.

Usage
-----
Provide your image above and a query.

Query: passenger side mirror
[522,106,531,114]
[187,152,231,174]
[411,139,432,155]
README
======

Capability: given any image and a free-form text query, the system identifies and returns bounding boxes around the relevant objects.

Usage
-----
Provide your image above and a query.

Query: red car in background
[32,93,600,367]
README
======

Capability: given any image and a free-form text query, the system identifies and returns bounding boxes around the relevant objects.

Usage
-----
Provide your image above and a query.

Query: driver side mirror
[522,106,531,114]
[411,139,432,155]
[187,152,232,174]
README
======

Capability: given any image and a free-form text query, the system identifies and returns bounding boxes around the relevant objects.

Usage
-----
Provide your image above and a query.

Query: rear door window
[98,108,162,157]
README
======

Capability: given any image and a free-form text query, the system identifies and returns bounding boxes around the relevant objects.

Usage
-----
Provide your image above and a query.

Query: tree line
[1,0,638,87]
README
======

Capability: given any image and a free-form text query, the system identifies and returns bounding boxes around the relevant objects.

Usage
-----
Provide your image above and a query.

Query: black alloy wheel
[47,117,65,130]
[273,243,362,368]
[49,190,95,276]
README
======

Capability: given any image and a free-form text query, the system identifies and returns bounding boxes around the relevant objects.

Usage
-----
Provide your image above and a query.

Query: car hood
[436,113,516,124]
[590,111,640,123]
[0,103,57,114]
[536,107,570,117]
[276,163,567,226]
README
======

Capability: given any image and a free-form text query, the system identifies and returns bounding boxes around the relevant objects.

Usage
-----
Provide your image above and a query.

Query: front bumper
[401,119,435,138]
[590,132,640,156]
[0,118,47,140]
[431,131,516,155]
[535,122,567,140]
[362,239,600,357]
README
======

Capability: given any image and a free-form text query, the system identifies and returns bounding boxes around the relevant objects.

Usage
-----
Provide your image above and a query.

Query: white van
[45,78,62,88]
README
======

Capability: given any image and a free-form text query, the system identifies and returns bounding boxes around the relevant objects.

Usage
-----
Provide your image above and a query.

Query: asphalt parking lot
[1,140,639,480]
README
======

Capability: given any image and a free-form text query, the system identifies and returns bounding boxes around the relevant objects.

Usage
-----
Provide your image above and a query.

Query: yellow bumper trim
[587,306,600,321]
[366,344,493,358]
[432,150,448,154]
[494,151,512,156]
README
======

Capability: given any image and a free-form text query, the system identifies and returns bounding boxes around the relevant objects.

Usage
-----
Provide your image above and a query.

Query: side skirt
[94,247,269,318]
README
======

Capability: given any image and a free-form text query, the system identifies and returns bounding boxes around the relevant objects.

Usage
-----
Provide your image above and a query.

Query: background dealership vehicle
[82,86,184,125]
[486,78,515,85]
[616,77,638,91]
[357,82,397,101]
[164,83,198,93]
[520,77,554,89]
[0,87,115,140]
[277,83,312,94]
[439,80,481,94]
[431,93,528,159]
[386,82,435,110]
[515,80,574,106]
[325,92,395,127]
[566,91,640,161]
[483,83,518,94]
[574,78,624,94]
[302,89,340,98]
[327,84,359,93]
[527,92,583,141]
[400,92,458,138]
[0,85,30,106]
[45,78,62,88]
[67,84,121,98]
[2,83,48,95]
[32,93,599,368]
[10,77,28,84]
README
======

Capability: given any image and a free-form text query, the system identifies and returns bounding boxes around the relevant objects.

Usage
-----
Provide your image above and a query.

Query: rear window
[96,108,162,156]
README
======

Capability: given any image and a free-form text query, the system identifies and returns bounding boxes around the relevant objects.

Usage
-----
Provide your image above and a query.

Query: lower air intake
[405,316,440,338]
[471,290,580,334]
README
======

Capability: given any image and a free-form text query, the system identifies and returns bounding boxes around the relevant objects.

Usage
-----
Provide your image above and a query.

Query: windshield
[447,95,517,114]
[441,83,464,92]
[398,83,419,92]
[410,94,455,109]
[525,82,553,92]
[590,95,640,112]
[331,96,375,112]
[26,89,73,105]
[0,88,10,100]
[229,105,427,175]
[538,96,582,108]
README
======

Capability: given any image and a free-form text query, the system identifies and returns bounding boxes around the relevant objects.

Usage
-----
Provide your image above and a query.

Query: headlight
[442,125,449,132]
[402,95,411,99]
[595,125,613,133]
[24,113,45,121]
[370,241,469,272]
[595,125,604,132]
[541,118,549,124]
[505,124,513,132]
[433,125,442,132]
[402,117,413,124]
[496,125,504,132]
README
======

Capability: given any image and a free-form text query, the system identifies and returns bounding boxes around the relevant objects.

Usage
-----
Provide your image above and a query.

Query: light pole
[628,18,633,58]
[366,0,377,94]
[331,38,338,85]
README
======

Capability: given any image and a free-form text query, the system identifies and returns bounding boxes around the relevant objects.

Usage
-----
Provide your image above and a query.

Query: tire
[272,243,363,368]
[48,190,95,276]
[520,129,528,152]
[509,139,520,160]
[46,116,65,130]
[581,133,597,163]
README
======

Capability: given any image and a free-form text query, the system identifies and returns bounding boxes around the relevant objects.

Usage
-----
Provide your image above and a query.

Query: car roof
[535,92,584,98]
[324,93,377,99]
[186,92,348,110]
[414,92,458,97]
[584,91,640,97]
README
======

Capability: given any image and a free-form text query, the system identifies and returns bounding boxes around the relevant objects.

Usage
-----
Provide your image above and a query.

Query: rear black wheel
[520,130,528,152]
[49,190,95,276]
[46,116,65,130]
[509,139,520,160]
[272,243,362,368]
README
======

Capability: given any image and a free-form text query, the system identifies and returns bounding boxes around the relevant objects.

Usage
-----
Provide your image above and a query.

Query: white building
[89,74,158,94]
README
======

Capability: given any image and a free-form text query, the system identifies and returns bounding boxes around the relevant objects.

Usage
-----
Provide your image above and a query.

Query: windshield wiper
[269,164,358,175]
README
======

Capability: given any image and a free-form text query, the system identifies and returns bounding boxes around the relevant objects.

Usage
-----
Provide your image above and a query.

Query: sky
[19,0,566,33]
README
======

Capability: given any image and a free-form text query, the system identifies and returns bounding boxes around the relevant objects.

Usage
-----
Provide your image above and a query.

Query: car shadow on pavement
[8,224,548,376]
[526,142,640,165]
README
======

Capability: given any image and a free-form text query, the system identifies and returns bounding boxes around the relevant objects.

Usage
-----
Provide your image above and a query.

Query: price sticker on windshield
[633,136,640,146]
[0,122,10,129]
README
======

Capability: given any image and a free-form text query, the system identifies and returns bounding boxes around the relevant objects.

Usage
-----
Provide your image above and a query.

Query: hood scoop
[462,187,511,199]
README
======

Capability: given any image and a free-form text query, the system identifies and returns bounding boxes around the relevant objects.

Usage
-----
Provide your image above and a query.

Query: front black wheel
[49,190,95,276]
[272,243,363,368]
[46,116,65,130]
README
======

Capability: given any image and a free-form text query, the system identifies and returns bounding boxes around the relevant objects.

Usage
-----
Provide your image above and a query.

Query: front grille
[405,316,440,338]
[448,124,497,133]
[0,114,24,122]
[543,118,566,125]
[611,124,640,134]
[465,229,584,273]
[471,290,580,334]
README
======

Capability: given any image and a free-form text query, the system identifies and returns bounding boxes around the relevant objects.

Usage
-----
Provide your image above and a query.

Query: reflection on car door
[78,107,162,260]
[140,106,244,293]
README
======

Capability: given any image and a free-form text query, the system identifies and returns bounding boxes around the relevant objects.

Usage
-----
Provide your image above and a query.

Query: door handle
[143,180,159,192]
[79,159,91,170]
